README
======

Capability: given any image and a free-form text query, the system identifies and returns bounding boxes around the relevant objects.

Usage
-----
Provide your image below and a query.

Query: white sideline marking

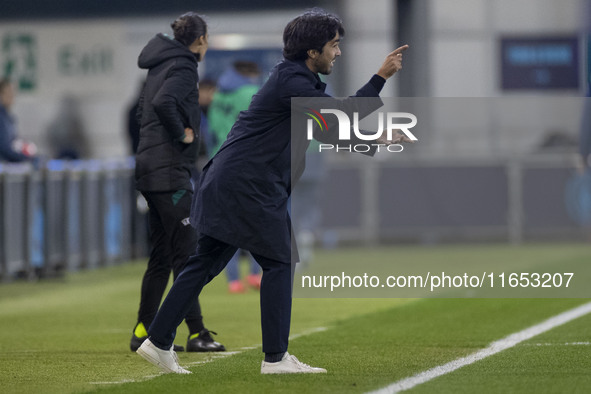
[184,351,242,366]
[89,326,327,386]
[289,326,328,340]
[368,301,591,394]
[90,375,160,385]
[531,341,590,346]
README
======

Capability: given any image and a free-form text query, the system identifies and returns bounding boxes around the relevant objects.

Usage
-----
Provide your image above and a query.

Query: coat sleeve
[283,69,386,153]
[279,70,386,104]
[151,62,196,141]
[278,69,330,105]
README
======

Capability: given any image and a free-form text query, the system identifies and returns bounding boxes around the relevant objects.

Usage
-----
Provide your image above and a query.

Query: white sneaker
[137,338,191,374]
[260,352,327,374]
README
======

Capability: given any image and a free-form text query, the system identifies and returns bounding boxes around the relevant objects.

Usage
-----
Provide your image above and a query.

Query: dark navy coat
[192,59,385,263]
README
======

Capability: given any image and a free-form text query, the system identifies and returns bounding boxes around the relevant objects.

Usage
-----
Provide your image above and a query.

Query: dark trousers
[149,234,294,354]
[137,190,204,335]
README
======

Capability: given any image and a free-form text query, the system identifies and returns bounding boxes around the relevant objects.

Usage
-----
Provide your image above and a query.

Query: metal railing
[0,158,144,281]
[303,152,589,246]
[2,152,588,281]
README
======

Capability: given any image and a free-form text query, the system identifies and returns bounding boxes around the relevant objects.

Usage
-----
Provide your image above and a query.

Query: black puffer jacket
[135,33,200,192]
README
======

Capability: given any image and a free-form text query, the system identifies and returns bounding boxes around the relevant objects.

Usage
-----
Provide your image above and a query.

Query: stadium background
[1,0,590,277]
[0,0,590,276]
[2,0,588,159]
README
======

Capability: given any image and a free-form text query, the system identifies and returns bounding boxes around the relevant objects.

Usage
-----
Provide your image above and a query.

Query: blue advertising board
[501,36,580,91]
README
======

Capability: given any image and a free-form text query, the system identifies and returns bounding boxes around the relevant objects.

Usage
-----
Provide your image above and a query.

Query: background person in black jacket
[137,9,409,375]
[131,12,225,354]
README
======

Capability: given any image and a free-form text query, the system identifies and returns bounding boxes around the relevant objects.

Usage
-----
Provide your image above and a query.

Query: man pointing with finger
[137,8,409,375]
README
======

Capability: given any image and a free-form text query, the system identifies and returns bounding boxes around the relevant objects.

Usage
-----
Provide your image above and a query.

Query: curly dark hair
[171,12,207,47]
[283,9,345,61]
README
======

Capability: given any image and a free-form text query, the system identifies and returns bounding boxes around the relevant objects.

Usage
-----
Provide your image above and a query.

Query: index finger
[391,45,409,55]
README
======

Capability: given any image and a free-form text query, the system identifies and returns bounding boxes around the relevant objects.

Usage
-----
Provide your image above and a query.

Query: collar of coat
[289,59,327,93]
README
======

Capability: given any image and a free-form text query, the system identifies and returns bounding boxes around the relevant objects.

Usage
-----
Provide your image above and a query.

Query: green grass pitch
[0,243,589,393]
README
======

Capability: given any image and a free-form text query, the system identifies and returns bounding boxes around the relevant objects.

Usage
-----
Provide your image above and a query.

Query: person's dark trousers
[148,234,293,355]
[137,190,204,334]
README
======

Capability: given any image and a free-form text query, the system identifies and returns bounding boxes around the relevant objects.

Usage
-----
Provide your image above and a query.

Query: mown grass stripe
[369,301,591,394]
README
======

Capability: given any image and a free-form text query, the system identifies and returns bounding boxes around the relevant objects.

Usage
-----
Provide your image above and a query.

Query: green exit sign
[1,32,37,91]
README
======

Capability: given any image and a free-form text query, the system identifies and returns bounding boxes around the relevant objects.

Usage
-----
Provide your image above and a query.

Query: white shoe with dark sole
[137,338,191,374]
[261,352,327,374]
